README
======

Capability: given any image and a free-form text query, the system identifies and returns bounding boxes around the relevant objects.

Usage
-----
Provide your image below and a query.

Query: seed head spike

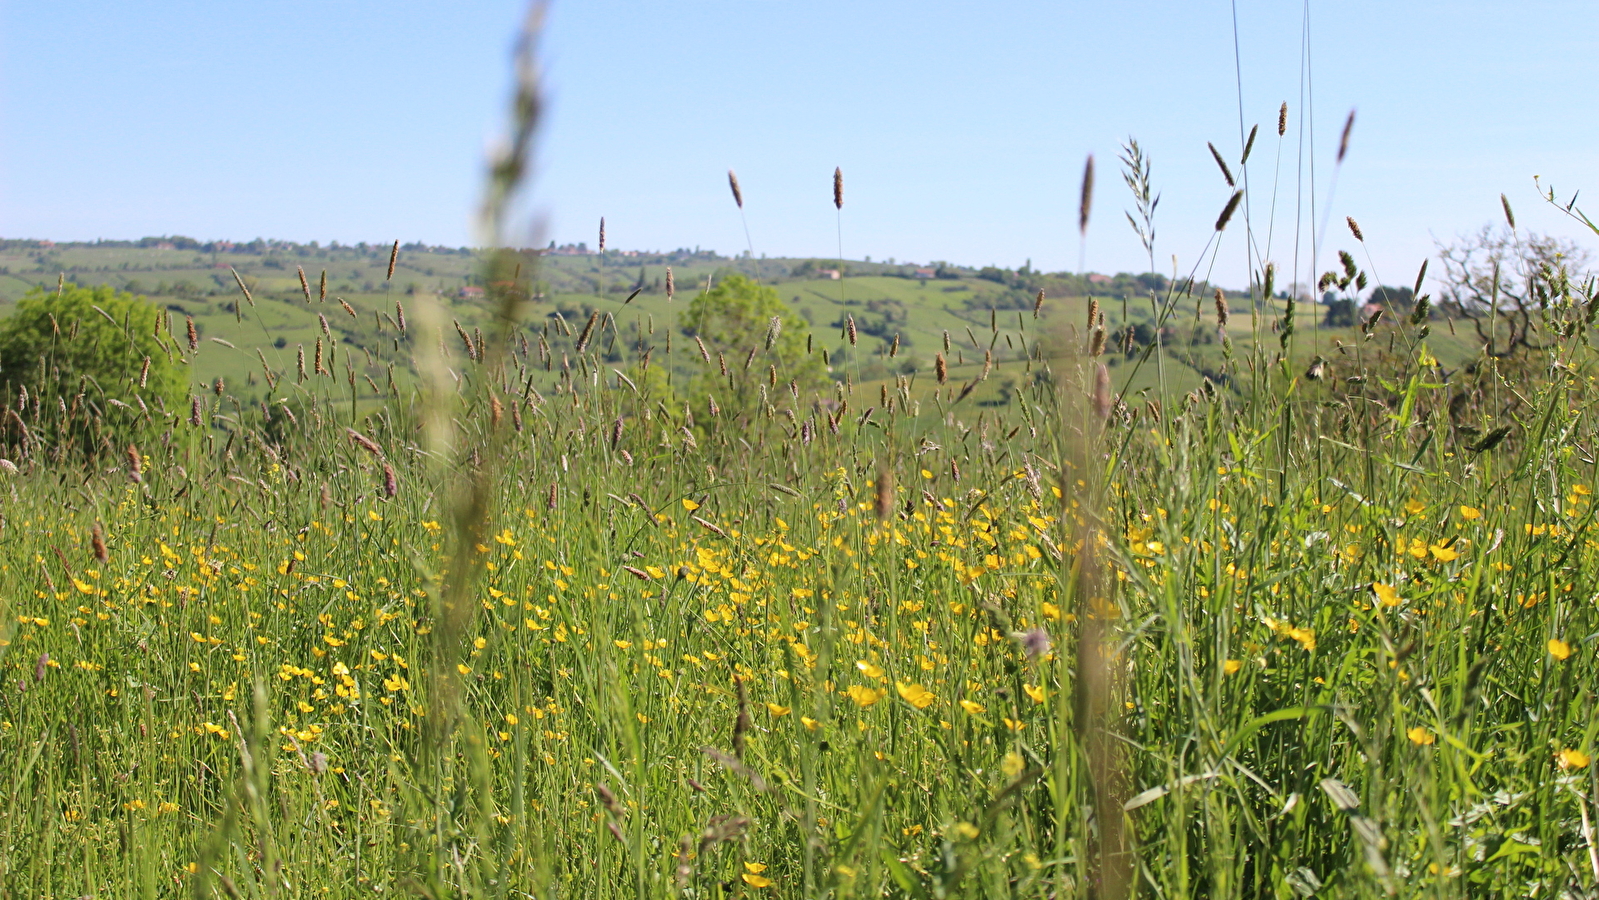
[1078,155,1095,235]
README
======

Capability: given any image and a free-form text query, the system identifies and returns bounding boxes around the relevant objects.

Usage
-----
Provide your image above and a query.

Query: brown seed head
[935,353,947,384]
[1086,297,1099,332]
[847,314,857,345]
[229,267,255,307]
[1214,289,1229,329]
[382,462,398,498]
[127,444,143,482]
[874,466,894,520]
[575,312,599,353]
[1337,109,1355,163]
[91,522,108,564]
[1033,289,1045,319]
[139,356,150,389]
[186,317,198,352]
[1092,363,1113,420]
[386,240,399,281]
[1278,102,1288,136]
[1215,190,1243,231]
[1090,327,1106,357]
[665,266,675,302]
[1079,154,1095,235]
[1500,193,1516,229]
[319,269,327,302]
[189,396,202,427]
[395,300,407,333]
[1346,216,1364,242]
[598,217,606,252]
[1208,142,1236,187]
[1240,124,1258,165]
[833,167,843,210]
[727,169,743,209]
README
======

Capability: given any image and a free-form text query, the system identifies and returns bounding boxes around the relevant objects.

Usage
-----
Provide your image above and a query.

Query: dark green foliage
[0,283,188,452]
[681,274,826,422]
[1323,298,1358,327]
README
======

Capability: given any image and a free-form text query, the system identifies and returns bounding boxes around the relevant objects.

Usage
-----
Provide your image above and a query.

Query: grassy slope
[2,243,1466,418]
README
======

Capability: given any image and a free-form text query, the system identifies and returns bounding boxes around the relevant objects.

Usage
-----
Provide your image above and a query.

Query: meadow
[1,197,1597,900]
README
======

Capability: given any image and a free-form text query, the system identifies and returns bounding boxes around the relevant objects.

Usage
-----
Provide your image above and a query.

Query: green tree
[0,283,188,455]
[681,274,826,423]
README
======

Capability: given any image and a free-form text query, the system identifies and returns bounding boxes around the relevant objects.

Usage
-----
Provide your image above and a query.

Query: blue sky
[2,0,1596,290]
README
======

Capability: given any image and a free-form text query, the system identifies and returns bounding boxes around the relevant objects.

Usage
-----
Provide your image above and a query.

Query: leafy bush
[680,274,826,422]
[0,283,188,455]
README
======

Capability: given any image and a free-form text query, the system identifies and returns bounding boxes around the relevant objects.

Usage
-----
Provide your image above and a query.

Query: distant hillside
[0,237,1406,409]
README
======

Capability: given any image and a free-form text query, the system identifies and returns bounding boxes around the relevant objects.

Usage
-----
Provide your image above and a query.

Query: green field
[0,227,1595,899]
[0,238,1470,414]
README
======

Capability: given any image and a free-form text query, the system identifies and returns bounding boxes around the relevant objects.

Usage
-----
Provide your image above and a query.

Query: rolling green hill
[0,238,1467,415]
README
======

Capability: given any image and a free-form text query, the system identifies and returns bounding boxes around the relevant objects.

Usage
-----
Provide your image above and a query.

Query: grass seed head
[91,522,108,564]
[1079,154,1095,235]
[875,466,894,520]
[833,167,843,209]
[1337,109,1355,163]
[1347,216,1364,242]
[387,240,399,281]
[1207,142,1236,187]
[1215,190,1243,231]
[1278,101,1288,136]
[728,169,743,209]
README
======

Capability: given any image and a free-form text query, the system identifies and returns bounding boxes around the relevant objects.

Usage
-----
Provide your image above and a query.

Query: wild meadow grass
[1,232,1597,899]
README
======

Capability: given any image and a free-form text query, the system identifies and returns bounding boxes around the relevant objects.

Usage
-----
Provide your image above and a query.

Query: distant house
[817,269,842,280]
[459,285,485,300]
[155,241,176,251]
[913,267,936,279]
[1087,273,1111,285]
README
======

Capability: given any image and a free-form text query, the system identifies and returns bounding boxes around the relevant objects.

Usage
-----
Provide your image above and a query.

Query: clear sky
[2,0,1596,291]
